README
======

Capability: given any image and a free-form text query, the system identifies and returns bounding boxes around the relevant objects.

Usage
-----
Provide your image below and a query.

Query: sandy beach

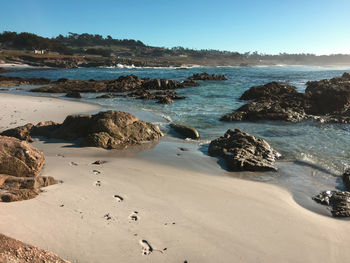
[1,93,350,263]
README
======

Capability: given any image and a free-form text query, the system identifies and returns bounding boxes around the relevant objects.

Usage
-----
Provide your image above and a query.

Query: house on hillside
[33,49,46,54]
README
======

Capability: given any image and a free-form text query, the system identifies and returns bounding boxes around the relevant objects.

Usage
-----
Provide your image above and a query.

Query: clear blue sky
[1,0,350,55]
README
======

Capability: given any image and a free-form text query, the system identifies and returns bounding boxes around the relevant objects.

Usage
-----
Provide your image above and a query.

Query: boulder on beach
[220,73,350,124]
[187,72,227,81]
[0,136,45,177]
[208,129,281,171]
[0,136,57,202]
[170,123,200,139]
[313,190,350,217]
[55,110,163,149]
[1,111,163,150]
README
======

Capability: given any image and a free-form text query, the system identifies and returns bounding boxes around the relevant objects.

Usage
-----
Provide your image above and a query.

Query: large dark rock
[55,111,163,149]
[187,72,227,81]
[313,190,350,217]
[239,82,298,100]
[221,74,350,123]
[208,129,280,171]
[170,123,200,139]
[306,72,350,114]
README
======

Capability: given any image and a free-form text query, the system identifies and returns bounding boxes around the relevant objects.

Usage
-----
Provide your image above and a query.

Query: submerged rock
[313,190,350,217]
[208,129,280,171]
[187,72,227,81]
[170,123,200,139]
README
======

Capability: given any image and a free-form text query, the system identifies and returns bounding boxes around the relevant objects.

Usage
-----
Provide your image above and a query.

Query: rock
[54,114,92,140]
[31,121,61,138]
[313,190,350,217]
[170,123,200,139]
[0,136,45,177]
[157,96,174,104]
[0,136,56,202]
[306,72,350,114]
[208,129,280,171]
[141,78,185,90]
[343,169,350,191]
[0,233,69,262]
[239,82,298,100]
[182,79,200,87]
[66,91,82,98]
[187,72,227,81]
[55,78,69,83]
[0,75,51,88]
[55,111,163,149]
[0,123,34,142]
[221,73,350,124]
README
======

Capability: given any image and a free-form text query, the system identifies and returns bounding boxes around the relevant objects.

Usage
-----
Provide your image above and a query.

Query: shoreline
[1,93,350,262]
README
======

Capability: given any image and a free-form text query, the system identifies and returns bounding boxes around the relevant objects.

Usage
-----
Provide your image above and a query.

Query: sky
[1,0,350,55]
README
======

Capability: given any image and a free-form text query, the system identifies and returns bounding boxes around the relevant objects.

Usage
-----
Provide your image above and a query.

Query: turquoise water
[4,65,350,175]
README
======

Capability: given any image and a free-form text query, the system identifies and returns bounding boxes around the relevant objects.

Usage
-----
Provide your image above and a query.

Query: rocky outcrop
[0,136,57,202]
[221,73,350,123]
[170,123,200,139]
[187,72,227,81]
[0,233,69,262]
[30,75,186,94]
[0,75,51,88]
[54,111,163,149]
[306,72,350,114]
[96,90,185,104]
[313,190,350,217]
[208,129,280,171]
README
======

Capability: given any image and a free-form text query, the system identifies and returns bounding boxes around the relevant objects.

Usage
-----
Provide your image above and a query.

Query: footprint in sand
[129,211,139,221]
[69,161,78,166]
[140,240,153,255]
[114,195,124,202]
[93,170,101,175]
[95,181,101,187]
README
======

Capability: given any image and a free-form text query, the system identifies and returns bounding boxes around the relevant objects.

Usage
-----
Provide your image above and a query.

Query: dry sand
[1,93,350,263]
